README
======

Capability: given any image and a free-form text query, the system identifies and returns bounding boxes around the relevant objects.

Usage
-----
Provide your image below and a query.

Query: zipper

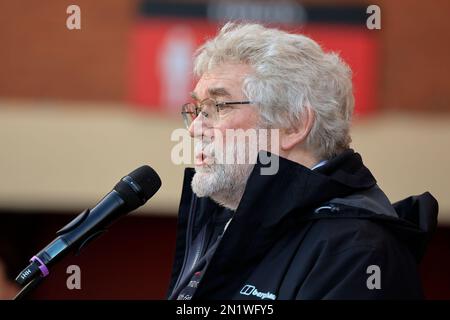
[314,204,340,214]
[172,195,197,291]
[190,225,206,272]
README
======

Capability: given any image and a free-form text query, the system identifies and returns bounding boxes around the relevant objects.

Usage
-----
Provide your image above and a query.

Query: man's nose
[189,115,208,138]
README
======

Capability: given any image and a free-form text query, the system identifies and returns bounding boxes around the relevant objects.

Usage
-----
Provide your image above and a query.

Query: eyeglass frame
[181,98,253,129]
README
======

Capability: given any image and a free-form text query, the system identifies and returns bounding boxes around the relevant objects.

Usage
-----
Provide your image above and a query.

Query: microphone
[15,165,161,287]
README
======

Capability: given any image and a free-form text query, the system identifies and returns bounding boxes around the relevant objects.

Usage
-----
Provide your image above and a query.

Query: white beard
[191,137,256,211]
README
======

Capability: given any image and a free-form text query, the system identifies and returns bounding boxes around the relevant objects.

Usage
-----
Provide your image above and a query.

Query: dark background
[1,211,449,299]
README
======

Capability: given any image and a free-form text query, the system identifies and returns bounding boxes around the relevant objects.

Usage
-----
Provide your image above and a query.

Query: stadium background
[0,0,449,299]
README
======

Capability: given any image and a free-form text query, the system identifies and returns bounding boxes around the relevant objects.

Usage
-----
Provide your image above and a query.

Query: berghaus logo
[239,284,276,300]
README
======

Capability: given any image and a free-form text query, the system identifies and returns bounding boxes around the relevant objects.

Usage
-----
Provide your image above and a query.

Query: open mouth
[195,152,206,166]
[195,150,216,167]
[194,141,215,167]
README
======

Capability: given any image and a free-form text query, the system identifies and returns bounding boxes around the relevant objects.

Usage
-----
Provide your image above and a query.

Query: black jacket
[167,149,438,300]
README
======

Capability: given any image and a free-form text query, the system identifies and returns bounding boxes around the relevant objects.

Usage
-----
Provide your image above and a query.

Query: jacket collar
[179,149,377,266]
[233,148,377,228]
[180,149,377,231]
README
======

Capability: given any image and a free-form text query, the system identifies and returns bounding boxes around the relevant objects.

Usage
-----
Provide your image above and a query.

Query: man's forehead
[192,66,251,99]
[196,73,238,90]
[190,86,232,100]
[201,63,252,81]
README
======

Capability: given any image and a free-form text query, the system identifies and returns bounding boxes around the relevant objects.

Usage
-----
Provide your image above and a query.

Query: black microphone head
[114,165,162,212]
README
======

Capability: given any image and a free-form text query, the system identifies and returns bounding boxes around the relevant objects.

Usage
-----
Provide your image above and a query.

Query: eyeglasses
[181,98,252,129]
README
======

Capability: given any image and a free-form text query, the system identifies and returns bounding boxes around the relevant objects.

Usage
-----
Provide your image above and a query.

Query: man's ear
[280,107,315,151]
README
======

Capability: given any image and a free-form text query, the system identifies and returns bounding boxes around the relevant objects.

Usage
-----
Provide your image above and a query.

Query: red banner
[128,18,378,116]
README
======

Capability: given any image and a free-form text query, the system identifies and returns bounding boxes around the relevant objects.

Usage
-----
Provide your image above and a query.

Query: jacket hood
[388,192,438,261]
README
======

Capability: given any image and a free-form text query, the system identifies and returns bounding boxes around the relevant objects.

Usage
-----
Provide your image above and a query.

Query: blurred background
[0,0,449,299]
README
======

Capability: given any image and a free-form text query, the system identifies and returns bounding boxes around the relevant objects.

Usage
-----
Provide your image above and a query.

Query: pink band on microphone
[30,256,50,277]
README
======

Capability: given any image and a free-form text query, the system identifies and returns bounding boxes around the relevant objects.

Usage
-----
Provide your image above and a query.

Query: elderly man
[167,23,438,300]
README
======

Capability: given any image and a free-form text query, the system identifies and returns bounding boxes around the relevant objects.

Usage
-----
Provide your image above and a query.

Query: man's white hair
[193,22,354,160]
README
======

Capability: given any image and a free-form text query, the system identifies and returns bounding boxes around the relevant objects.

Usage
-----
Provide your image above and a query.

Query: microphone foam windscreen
[114,165,162,212]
